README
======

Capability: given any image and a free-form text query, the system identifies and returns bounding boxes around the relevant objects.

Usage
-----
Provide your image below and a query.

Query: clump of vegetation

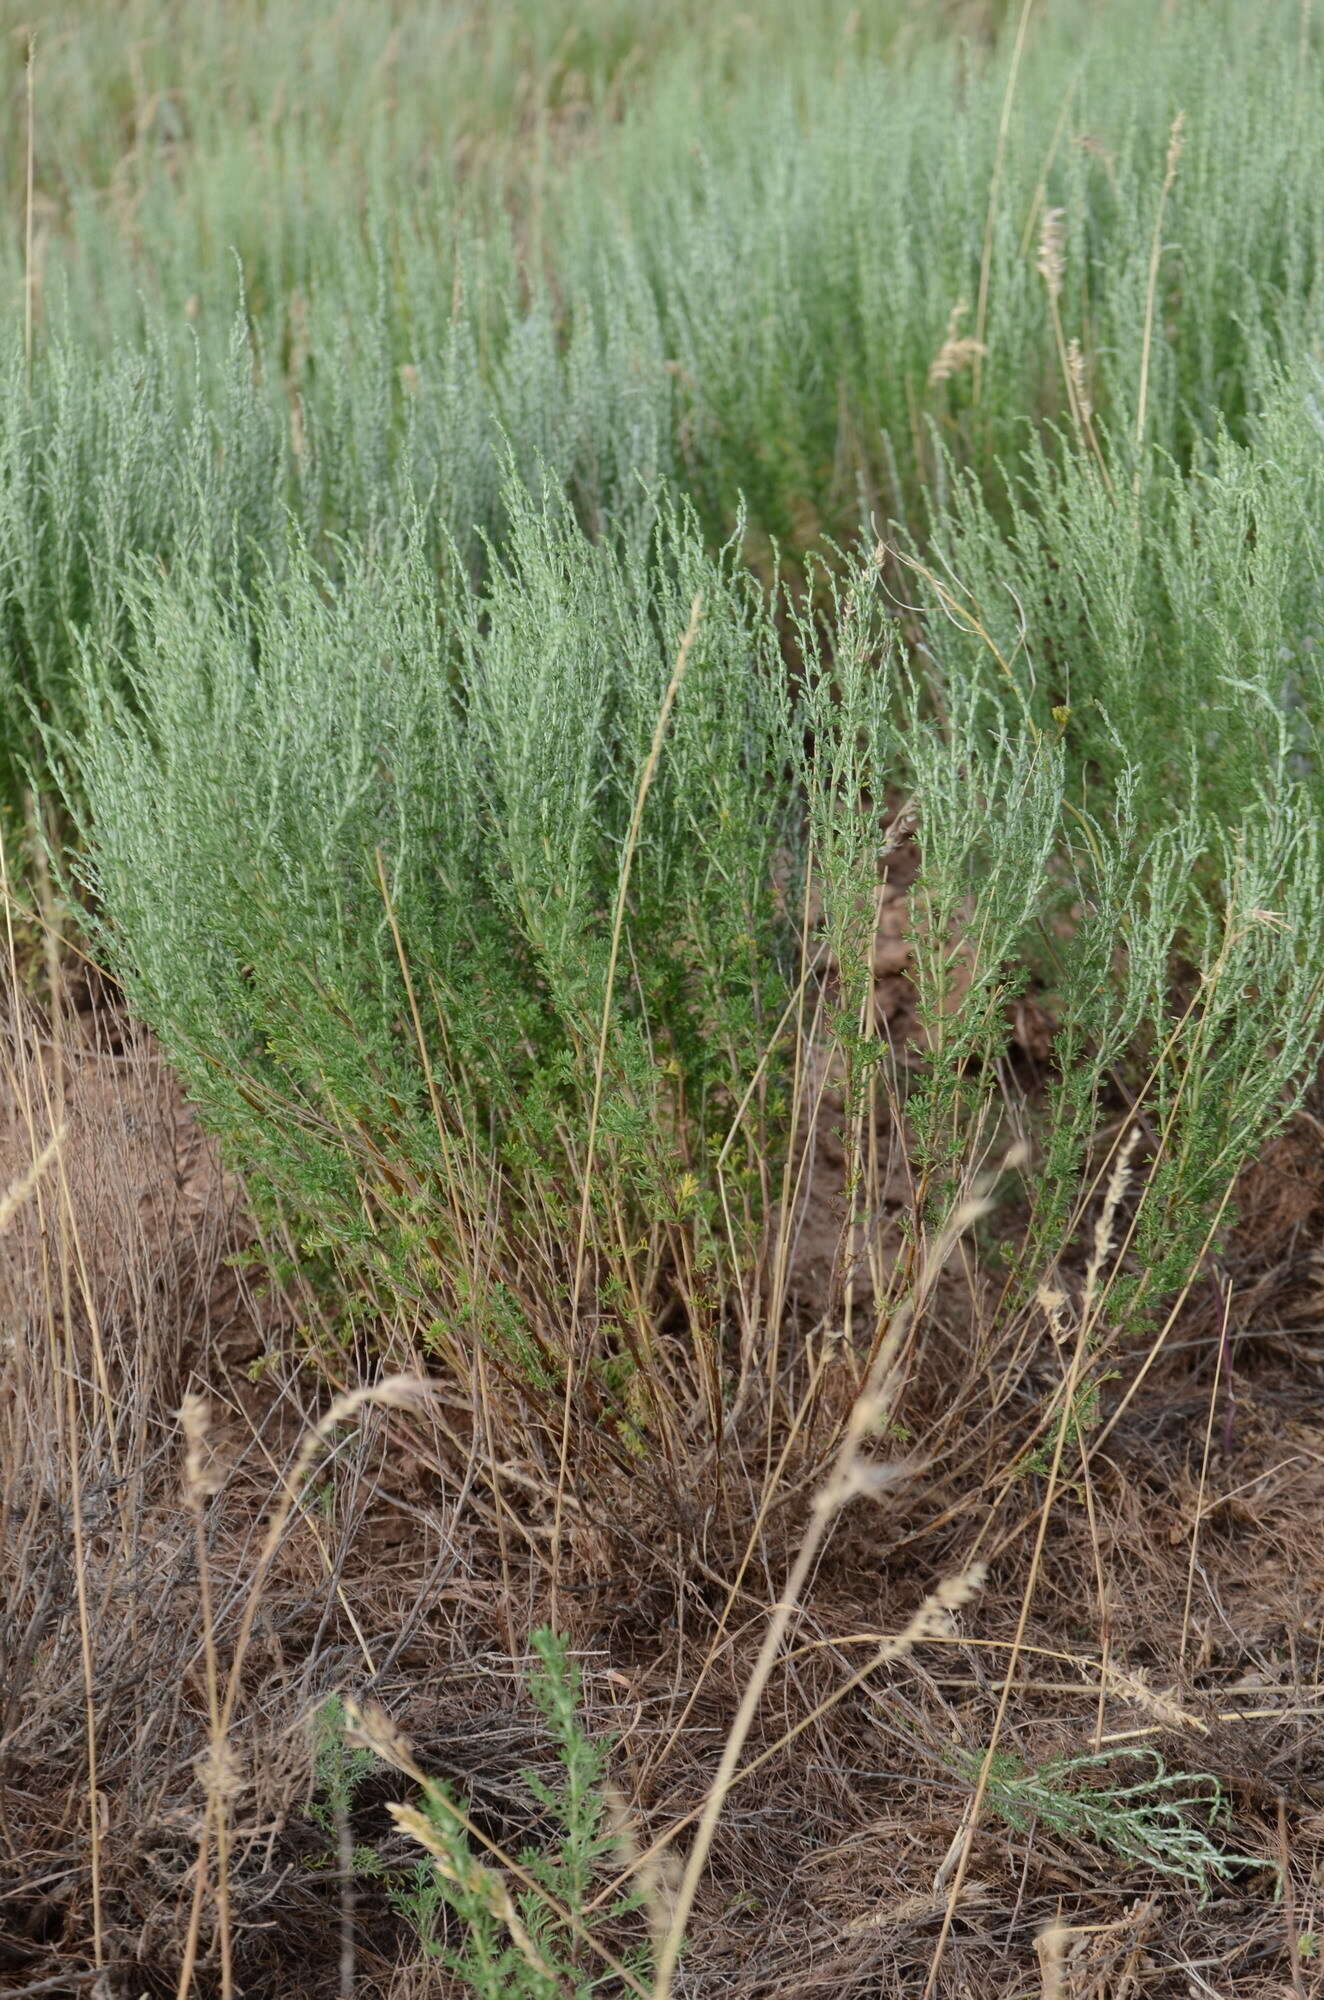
[69,438,1324,1405]
[967,1746,1252,1901]
[8,0,1324,836]
[311,1635,653,1999]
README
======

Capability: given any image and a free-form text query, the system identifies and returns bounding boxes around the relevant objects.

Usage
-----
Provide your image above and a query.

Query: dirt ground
[2,961,1323,1999]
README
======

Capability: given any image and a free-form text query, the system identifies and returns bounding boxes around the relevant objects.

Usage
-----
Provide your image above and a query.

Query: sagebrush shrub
[70,438,1324,1396]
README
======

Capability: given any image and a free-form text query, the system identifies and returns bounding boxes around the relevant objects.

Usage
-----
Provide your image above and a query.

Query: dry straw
[973,0,1039,400]
[928,300,987,386]
[1035,205,1066,299]
[169,1379,431,1998]
[24,31,35,382]
[550,591,703,1624]
[0,1125,64,1234]
[1135,110,1186,490]
[923,1130,1142,1997]
[652,1181,1001,1998]
[388,1802,557,1980]
[1035,206,1111,489]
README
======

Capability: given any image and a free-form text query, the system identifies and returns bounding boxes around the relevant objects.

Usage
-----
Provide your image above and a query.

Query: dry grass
[3,885,1324,1999]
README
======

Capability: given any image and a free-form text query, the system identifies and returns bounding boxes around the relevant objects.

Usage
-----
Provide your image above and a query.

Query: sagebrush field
[3,3,1324,1995]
